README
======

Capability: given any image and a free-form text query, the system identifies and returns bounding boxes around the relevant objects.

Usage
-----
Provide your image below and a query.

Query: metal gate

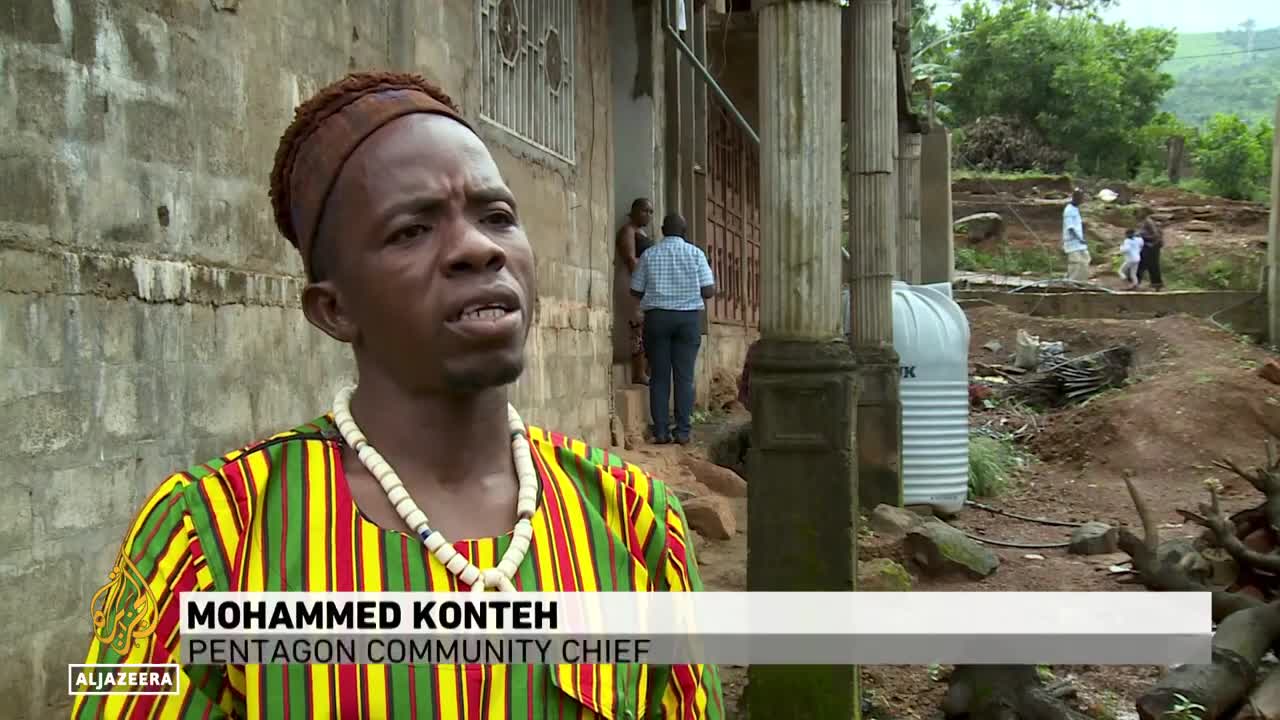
[704,100,760,327]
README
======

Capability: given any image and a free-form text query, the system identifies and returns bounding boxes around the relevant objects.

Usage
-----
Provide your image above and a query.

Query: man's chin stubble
[444,360,525,395]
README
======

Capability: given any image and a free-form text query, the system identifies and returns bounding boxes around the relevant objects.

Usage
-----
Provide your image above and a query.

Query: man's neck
[346,371,514,490]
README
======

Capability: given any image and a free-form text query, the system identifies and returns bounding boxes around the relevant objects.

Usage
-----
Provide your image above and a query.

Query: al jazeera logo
[68,551,179,696]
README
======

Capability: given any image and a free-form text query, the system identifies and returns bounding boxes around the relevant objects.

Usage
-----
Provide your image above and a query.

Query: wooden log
[1236,665,1280,720]
[1137,601,1280,720]
[943,666,1091,720]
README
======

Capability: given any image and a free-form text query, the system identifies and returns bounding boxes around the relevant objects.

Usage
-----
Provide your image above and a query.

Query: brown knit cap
[268,72,473,278]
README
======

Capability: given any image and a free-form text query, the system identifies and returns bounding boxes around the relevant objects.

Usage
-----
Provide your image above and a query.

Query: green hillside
[1161,27,1280,127]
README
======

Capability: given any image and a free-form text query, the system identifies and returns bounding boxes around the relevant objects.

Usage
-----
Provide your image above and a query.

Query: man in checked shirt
[630,213,716,445]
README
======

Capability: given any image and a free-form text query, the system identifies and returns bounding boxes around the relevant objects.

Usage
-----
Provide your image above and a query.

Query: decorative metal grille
[478,0,577,164]
[705,101,761,327]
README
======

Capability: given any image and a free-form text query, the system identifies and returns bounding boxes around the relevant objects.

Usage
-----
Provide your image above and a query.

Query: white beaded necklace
[331,385,538,592]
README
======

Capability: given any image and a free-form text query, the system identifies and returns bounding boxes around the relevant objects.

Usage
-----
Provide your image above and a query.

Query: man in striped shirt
[73,71,723,720]
[630,214,716,445]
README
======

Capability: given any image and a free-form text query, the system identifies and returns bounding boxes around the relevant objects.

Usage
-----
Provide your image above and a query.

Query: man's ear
[302,281,358,344]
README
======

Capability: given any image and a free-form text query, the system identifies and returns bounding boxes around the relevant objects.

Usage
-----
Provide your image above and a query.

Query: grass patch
[953,169,1068,182]
[1163,246,1264,290]
[969,433,1023,498]
[955,245,1059,276]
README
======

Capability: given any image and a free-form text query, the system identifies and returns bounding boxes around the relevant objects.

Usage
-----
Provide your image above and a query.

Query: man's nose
[443,221,507,276]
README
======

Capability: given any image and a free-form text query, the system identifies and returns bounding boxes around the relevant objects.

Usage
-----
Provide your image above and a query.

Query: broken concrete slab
[904,519,1000,579]
[955,212,1006,243]
[1069,521,1119,555]
[868,504,924,537]
[681,495,735,540]
[680,456,748,498]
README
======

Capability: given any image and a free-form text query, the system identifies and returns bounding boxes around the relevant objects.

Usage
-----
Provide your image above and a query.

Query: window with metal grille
[478,0,577,164]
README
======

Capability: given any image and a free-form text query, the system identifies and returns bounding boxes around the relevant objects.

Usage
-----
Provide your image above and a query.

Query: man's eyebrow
[469,186,518,209]
[376,195,447,223]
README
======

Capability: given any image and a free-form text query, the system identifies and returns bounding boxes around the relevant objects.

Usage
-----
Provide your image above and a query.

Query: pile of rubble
[972,332,1134,410]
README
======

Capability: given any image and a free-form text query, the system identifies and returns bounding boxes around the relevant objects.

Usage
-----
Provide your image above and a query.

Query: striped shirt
[73,415,724,719]
[630,236,715,312]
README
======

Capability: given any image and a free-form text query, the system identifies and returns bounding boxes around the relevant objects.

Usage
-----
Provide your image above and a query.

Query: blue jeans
[642,309,703,440]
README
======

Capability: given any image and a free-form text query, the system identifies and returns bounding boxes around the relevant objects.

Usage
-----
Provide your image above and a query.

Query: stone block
[0,0,62,46]
[0,154,57,229]
[680,495,735,540]
[38,463,133,538]
[614,385,649,440]
[679,456,747,498]
[1068,521,1119,555]
[905,519,999,579]
[858,558,913,591]
[867,503,922,537]
[4,390,90,459]
[0,557,86,635]
[37,618,89,713]
[0,297,67,369]
[120,11,171,86]
[10,61,72,140]
[0,631,36,720]
[0,477,35,561]
[123,97,196,165]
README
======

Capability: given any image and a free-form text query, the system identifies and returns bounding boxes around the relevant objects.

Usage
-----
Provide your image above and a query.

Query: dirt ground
[615,300,1280,720]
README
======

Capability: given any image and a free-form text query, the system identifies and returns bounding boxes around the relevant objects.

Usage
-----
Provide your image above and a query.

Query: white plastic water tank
[891,281,971,513]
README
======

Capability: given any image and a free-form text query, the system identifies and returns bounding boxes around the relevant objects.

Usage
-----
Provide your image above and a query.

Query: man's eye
[390,224,429,244]
[484,211,516,227]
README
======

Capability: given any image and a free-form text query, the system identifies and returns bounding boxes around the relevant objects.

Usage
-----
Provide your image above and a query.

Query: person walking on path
[1138,214,1165,291]
[631,213,716,444]
[1062,188,1091,283]
[1118,229,1143,290]
[615,197,654,384]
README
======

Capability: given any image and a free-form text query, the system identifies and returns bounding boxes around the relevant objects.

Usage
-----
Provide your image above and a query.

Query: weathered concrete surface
[749,1,855,717]
[920,122,954,284]
[956,290,1265,336]
[697,322,756,408]
[0,1,612,716]
[846,0,903,520]
[896,132,922,283]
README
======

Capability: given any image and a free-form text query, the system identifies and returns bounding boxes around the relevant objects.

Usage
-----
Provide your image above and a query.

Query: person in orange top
[73,71,723,720]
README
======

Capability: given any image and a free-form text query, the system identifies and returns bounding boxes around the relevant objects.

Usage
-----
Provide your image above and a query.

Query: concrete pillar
[847,0,903,510]
[920,121,954,284]
[896,131,922,283]
[747,1,860,718]
[1269,97,1280,346]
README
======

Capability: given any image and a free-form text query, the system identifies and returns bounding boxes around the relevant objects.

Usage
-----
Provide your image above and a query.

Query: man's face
[307,114,536,394]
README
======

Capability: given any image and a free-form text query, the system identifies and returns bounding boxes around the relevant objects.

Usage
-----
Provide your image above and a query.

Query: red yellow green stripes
[74,415,723,719]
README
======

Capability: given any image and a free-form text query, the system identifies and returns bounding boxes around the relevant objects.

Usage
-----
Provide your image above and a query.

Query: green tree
[944,0,1176,176]
[1257,121,1274,195]
[1132,111,1195,177]
[1193,113,1268,200]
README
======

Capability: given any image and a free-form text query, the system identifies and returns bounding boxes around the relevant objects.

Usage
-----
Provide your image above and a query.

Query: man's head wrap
[269,72,473,280]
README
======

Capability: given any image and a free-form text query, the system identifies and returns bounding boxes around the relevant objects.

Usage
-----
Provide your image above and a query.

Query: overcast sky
[936,0,1280,33]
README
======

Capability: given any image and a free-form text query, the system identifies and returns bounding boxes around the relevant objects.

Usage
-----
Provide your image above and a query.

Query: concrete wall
[0,1,612,716]
[698,322,757,407]
[610,0,662,364]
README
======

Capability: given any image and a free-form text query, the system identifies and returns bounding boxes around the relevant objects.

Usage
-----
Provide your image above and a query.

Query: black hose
[965,499,1086,528]
[963,531,1072,549]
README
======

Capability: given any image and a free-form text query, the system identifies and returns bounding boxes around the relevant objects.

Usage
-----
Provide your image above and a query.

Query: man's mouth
[453,303,517,322]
